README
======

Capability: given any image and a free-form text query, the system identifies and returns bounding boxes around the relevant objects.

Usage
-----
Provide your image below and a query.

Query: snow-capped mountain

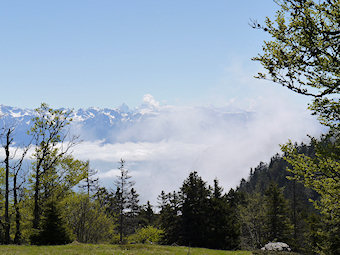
[0,103,253,145]
[0,99,322,205]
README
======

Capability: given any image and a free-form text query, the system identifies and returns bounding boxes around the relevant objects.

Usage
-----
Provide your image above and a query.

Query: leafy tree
[44,155,88,200]
[29,103,77,232]
[128,226,164,244]
[253,1,339,253]
[252,0,339,129]
[28,103,88,244]
[283,137,340,253]
[238,192,267,249]
[62,193,115,243]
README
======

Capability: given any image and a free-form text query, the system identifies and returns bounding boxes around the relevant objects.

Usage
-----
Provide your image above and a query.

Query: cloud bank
[72,94,323,205]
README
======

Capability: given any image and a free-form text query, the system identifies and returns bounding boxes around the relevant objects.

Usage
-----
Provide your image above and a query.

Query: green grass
[0,243,252,255]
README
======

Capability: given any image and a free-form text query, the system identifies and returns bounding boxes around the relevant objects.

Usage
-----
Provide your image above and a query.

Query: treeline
[157,172,240,250]
[155,143,323,254]
[0,103,335,254]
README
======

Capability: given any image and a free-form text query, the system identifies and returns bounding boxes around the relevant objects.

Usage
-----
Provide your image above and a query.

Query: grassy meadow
[0,243,252,255]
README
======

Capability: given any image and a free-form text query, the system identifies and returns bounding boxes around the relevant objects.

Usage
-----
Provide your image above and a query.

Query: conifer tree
[139,201,155,227]
[180,171,210,247]
[224,188,241,250]
[264,183,292,243]
[206,179,231,249]
[114,158,137,243]
[157,191,181,245]
[32,201,71,245]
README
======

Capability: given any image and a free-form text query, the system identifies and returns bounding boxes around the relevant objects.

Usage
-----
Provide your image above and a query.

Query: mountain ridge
[0,104,253,144]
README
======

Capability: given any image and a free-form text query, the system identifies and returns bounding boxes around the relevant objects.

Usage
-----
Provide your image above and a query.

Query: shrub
[128,226,164,244]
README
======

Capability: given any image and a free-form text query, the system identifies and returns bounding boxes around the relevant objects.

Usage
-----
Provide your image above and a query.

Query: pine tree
[180,171,211,247]
[139,201,155,227]
[113,159,137,243]
[264,183,292,243]
[224,188,241,250]
[157,191,181,245]
[31,201,71,245]
[126,187,140,235]
[206,179,230,249]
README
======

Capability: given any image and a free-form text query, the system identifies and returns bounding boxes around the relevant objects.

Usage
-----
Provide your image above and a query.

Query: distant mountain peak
[118,103,130,113]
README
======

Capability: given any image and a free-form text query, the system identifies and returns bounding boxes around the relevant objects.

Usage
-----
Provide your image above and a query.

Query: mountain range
[0,104,253,144]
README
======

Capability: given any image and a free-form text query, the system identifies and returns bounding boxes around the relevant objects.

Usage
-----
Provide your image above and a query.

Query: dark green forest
[0,0,339,254]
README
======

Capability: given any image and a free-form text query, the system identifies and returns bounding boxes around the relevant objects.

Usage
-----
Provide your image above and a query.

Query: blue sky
[0,1,325,201]
[0,0,306,109]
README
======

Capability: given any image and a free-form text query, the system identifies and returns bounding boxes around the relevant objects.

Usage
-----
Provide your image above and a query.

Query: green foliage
[29,103,77,233]
[62,193,115,243]
[236,146,324,253]
[238,192,266,249]
[113,159,140,243]
[128,226,164,244]
[282,133,340,254]
[31,201,72,245]
[158,172,241,250]
[253,5,339,251]
[180,171,211,248]
[252,0,339,129]
[282,137,340,221]
[264,183,292,243]
[138,201,155,227]
[157,190,182,245]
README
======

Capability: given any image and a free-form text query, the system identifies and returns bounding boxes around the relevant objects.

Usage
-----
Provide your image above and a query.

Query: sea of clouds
[71,94,323,205]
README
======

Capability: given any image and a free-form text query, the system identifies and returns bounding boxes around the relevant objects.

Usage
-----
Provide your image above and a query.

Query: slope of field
[0,243,252,255]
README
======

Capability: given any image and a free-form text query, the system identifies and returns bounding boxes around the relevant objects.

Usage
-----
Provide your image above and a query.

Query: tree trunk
[4,129,11,244]
[33,168,40,230]
[13,175,21,244]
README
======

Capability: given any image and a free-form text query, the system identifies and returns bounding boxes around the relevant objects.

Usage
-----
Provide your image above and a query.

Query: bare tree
[80,160,99,197]
[0,124,31,244]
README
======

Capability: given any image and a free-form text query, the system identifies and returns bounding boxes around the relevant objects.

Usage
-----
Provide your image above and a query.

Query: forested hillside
[236,143,320,253]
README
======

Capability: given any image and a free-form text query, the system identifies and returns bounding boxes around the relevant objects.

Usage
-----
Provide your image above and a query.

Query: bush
[128,226,164,244]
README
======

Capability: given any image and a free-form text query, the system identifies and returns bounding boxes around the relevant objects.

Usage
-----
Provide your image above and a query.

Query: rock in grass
[261,242,291,251]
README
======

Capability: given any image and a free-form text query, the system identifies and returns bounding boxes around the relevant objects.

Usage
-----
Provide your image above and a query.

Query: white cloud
[143,94,160,108]
[0,91,323,206]
[72,95,323,205]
